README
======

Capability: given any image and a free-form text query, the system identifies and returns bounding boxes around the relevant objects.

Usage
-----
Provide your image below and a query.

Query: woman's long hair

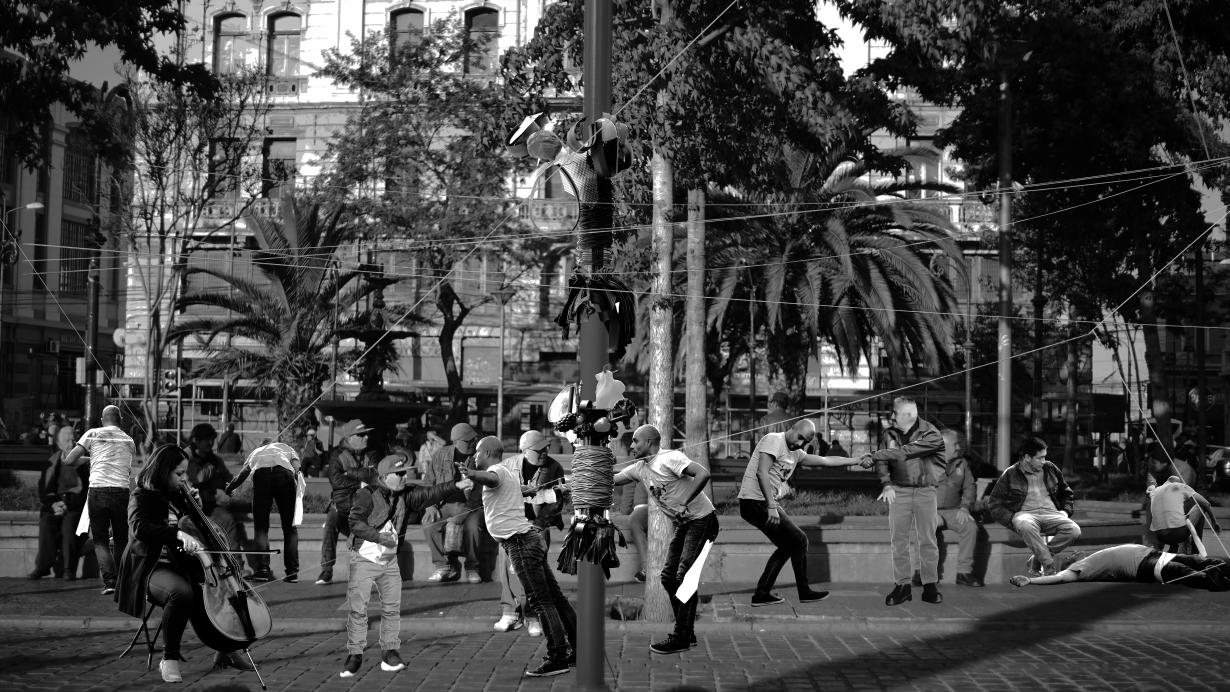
[137,444,189,492]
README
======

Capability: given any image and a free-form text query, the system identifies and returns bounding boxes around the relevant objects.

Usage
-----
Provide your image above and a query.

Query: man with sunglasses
[316,418,376,585]
[739,418,870,606]
[421,422,484,583]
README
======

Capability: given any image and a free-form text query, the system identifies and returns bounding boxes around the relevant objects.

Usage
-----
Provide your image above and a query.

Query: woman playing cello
[115,444,259,683]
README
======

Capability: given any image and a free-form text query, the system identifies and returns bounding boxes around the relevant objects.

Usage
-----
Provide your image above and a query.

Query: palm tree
[167,198,399,436]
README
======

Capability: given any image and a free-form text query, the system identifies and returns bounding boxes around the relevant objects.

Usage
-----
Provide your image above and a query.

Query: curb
[4,615,1223,636]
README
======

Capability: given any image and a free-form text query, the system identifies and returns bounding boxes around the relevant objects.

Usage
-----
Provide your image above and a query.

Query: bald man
[739,418,871,607]
[65,404,137,595]
[613,425,717,655]
[466,436,577,678]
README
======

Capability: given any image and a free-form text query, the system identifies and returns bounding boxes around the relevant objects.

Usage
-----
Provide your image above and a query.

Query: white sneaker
[467,571,482,584]
[526,617,543,637]
[159,658,182,683]
[494,613,524,632]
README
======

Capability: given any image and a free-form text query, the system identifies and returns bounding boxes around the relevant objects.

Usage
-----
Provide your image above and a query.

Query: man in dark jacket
[925,429,984,587]
[869,396,946,606]
[987,436,1080,577]
[339,452,472,678]
[184,424,244,572]
[420,422,482,583]
[316,419,375,585]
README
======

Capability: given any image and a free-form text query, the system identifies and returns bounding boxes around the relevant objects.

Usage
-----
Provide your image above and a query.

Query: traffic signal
[162,369,179,393]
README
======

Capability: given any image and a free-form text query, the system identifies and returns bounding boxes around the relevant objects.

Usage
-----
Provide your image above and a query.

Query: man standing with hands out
[613,424,718,655]
[869,396,946,606]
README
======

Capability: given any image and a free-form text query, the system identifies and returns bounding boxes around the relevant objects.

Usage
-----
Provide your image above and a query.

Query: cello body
[173,484,273,653]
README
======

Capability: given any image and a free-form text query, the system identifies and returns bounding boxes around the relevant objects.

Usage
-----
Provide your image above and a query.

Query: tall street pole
[577,1,613,690]
[84,254,100,426]
[996,60,1014,471]
[493,285,515,442]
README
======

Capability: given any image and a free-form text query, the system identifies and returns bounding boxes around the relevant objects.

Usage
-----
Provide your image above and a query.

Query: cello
[173,481,274,689]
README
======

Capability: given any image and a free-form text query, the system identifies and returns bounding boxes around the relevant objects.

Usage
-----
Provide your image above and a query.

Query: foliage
[0,0,217,169]
[315,17,535,424]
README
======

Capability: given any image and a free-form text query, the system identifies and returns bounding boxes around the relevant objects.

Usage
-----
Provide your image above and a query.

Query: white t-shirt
[77,425,136,489]
[482,463,533,540]
[616,450,714,521]
[738,432,804,502]
[1150,480,1197,531]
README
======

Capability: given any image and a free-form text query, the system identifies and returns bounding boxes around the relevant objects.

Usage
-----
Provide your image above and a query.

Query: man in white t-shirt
[466,436,576,678]
[613,424,717,655]
[738,419,870,607]
[64,405,137,595]
[1148,475,1220,553]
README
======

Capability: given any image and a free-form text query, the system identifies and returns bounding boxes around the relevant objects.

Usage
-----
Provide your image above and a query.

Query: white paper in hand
[674,539,714,603]
[358,520,397,565]
[292,472,307,527]
[76,507,90,537]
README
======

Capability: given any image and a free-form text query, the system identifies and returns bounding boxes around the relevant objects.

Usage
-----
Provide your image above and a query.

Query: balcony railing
[200,196,280,223]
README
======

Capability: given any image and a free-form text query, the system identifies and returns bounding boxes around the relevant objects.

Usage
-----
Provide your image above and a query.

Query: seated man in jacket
[987,437,1080,577]
[339,453,473,678]
[420,423,484,583]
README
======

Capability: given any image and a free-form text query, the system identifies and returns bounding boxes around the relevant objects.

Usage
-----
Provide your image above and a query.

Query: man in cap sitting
[315,419,376,585]
[185,423,244,574]
[421,422,484,582]
[339,452,473,678]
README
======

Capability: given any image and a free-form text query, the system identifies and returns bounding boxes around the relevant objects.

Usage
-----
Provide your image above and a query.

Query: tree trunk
[1140,287,1174,463]
[437,282,472,426]
[1063,321,1079,475]
[685,188,709,470]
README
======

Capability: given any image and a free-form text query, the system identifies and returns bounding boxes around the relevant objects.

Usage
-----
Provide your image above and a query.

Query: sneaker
[26,571,48,580]
[494,613,524,632]
[339,654,362,678]
[750,592,785,607]
[525,657,569,677]
[381,649,405,672]
[955,573,985,587]
[633,570,646,583]
[315,577,332,585]
[283,575,299,584]
[1025,556,1049,578]
[250,571,275,583]
[427,568,459,583]
[526,617,543,637]
[467,571,482,584]
[921,583,943,604]
[159,658,182,683]
[101,586,116,596]
[798,589,830,603]
[650,633,691,655]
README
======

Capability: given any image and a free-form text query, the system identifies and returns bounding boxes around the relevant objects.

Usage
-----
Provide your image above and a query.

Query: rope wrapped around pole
[569,443,615,510]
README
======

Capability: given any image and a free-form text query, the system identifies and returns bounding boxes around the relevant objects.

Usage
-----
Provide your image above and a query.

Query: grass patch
[715,489,886,518]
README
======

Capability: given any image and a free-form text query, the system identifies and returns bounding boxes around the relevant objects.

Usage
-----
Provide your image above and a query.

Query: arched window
[391,8,425,52]
[464,8,499,74]
[267,13,302,78]
[213,14,248,74]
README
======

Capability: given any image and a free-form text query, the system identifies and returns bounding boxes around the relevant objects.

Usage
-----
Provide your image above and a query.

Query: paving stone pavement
[0,625,1225,691]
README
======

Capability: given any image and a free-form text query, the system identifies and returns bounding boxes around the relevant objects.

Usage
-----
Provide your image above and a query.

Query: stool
[118,600,164,670]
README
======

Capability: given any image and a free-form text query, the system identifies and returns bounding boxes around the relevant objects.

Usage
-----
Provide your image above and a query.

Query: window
[391,8,425,52]
[267,13,302,78]
[214,14,249,74]
[464,8,499,74]
[262,138,297,198]
[63,128,96,205]
[208,138,242,197]
[59,220,89,295]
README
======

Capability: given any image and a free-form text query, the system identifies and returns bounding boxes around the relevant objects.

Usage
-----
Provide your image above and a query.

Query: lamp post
[0,202,45,365]
[492,285,516,442]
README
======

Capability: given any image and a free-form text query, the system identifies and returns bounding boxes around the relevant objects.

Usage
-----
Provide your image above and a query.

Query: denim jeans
[890,486,939,584]
[501,527,576,661]
[251,467,298,577]
[318,500,351,581]
[661,512,719,637]
[739,499,812,596]
[146,567,194,659]
[1011,509,1081,567]
[425,502,492,576]
[33,509,64,577]
[499,528,549,616]
[88,487,130,588]
[346,552,402,654]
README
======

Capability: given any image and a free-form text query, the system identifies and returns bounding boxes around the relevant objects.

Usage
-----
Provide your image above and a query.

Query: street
[0,624,1219,692]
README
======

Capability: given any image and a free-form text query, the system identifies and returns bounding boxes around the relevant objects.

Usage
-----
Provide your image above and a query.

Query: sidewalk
[5,570,1229,636]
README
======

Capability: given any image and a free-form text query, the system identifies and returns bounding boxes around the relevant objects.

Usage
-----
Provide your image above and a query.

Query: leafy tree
[0,0,215,168]
[316,16,534,425]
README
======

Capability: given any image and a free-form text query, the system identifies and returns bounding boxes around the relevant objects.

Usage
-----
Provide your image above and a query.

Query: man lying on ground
[1009,544,1230,591]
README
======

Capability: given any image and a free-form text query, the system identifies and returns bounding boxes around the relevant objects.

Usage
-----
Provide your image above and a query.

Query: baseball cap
[377,452,412,477]
[519,430,551,452]
[450,423,478,443]
[190,423,217,440]
[340,419,374,438]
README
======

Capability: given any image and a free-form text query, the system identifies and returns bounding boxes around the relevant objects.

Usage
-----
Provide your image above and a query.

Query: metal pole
[996,61,1014,471]
[496,298,506,441]
[84,255,100,425]
[577,1,612,689]
[1031,229,1044,434]
[1195,242,1207,481]
[964,253,975,444]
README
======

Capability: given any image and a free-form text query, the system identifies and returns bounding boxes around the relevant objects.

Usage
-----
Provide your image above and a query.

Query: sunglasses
[390,470,408,477]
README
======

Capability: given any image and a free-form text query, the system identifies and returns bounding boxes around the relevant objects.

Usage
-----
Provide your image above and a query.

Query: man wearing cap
[185,423,244,573]
[316,419,376,585]
[758,392,792,435]
[420,422,485,583]
[340,452,474,678]
[226,440,301,582]
[493,429,566,635]
[465,436,576,677]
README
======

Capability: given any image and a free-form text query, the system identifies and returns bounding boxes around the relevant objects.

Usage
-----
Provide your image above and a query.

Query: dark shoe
[650,633,691,655]
[250,571,275,583]
[315,575,333,585]
[633,570,646,583]
[339,654,362,678]
[689,632,698,648]
[213,650,257,671]
[885,584,912,606]
[26,571,48,580]
[283,575,299,584]
[911,571,923,587]
[921,583,943,604]
[525,657,570,677]
[381,649,405,672]
[101,586,116,596]
[750,591,785,607]
[798,589,830,603]
[955,573,985,588]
